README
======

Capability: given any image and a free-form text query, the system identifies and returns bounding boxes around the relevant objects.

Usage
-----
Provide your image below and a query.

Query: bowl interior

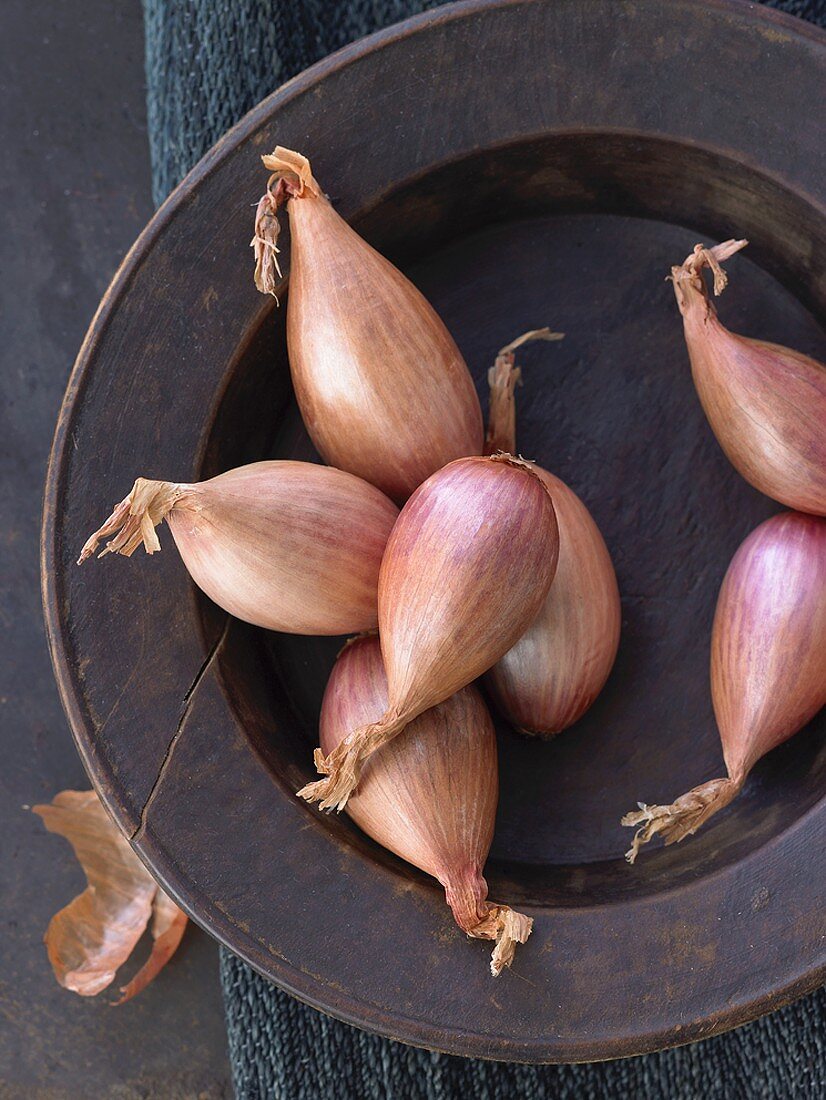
[200,133,826,911]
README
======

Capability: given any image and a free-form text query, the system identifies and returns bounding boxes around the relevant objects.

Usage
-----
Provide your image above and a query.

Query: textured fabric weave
[144,0,826,205]
[221,953,824,1100]
[143,0,444,205]
[141,0,825,1095]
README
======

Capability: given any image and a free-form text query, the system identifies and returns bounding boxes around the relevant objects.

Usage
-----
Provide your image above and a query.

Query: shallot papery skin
[624,511,826,860]
[673,239,826,515]
[33,790,187,1002]
[78,461,398,635]
[253,147,483,502]
[319,635,532,975]
[484,333,620,734]
[299,453,560,810]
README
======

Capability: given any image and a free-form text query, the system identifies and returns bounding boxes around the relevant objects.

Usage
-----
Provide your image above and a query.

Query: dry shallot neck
[261,147,321,198]
[487,451,556,509]
[485,328,563,455]
[443,870,533,976]
[252,147,323,296]
[622,775,744,863]
[299,707,409,812]
[670,238,748,319]
[77,478,186,563]
[251,183,285,296]
[487,451,537,473]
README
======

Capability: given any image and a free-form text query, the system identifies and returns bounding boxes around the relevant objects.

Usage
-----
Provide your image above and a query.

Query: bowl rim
[42,0,826,1063]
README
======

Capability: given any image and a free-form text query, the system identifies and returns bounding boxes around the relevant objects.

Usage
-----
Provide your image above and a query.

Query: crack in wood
[130,615,231,842]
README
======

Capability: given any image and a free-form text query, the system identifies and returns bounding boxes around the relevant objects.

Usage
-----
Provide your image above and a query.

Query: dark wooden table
[0,2,232,1095]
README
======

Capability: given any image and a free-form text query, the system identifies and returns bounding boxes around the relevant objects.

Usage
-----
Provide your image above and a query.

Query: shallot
[299,453,559,809]
[79,461,398,635]
[485,332,621,735]
[623,511,826,860]
[253,147,483,502]
[319,635,532,975]
[672,239,826,515]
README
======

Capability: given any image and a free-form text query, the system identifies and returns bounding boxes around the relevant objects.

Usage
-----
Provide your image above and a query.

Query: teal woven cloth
[142,2,825,1096]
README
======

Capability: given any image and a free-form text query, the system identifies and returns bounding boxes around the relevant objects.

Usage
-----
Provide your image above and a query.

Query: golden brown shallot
[253,147,483,502]
[79,461,398,635]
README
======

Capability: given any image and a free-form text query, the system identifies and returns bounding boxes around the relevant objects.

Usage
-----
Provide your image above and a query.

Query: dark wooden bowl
[43,0,825,1062]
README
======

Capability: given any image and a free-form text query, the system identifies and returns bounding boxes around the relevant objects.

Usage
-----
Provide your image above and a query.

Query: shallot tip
[251,189,283,297]
[669,238,749,310]
[497,327,564,357]
[488,908,534,977]
[299,713,407,811]
[260,146,320,197]
[485,329,563,455]
[78,479,182,564]
[298,743,362,811]
[621,777,742,863]
[296,769,356,813]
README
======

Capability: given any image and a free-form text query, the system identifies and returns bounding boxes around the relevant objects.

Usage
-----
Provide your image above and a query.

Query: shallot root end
[621,776,742,863]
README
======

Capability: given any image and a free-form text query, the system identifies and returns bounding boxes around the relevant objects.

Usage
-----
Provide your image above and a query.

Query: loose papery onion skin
[318,634,533,975]
[256,147,484,503]
[79,460,399,636]
[624,510,826,861]
[299,453,560,810]
[32,790,187,1002]
[673,240,826,516]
